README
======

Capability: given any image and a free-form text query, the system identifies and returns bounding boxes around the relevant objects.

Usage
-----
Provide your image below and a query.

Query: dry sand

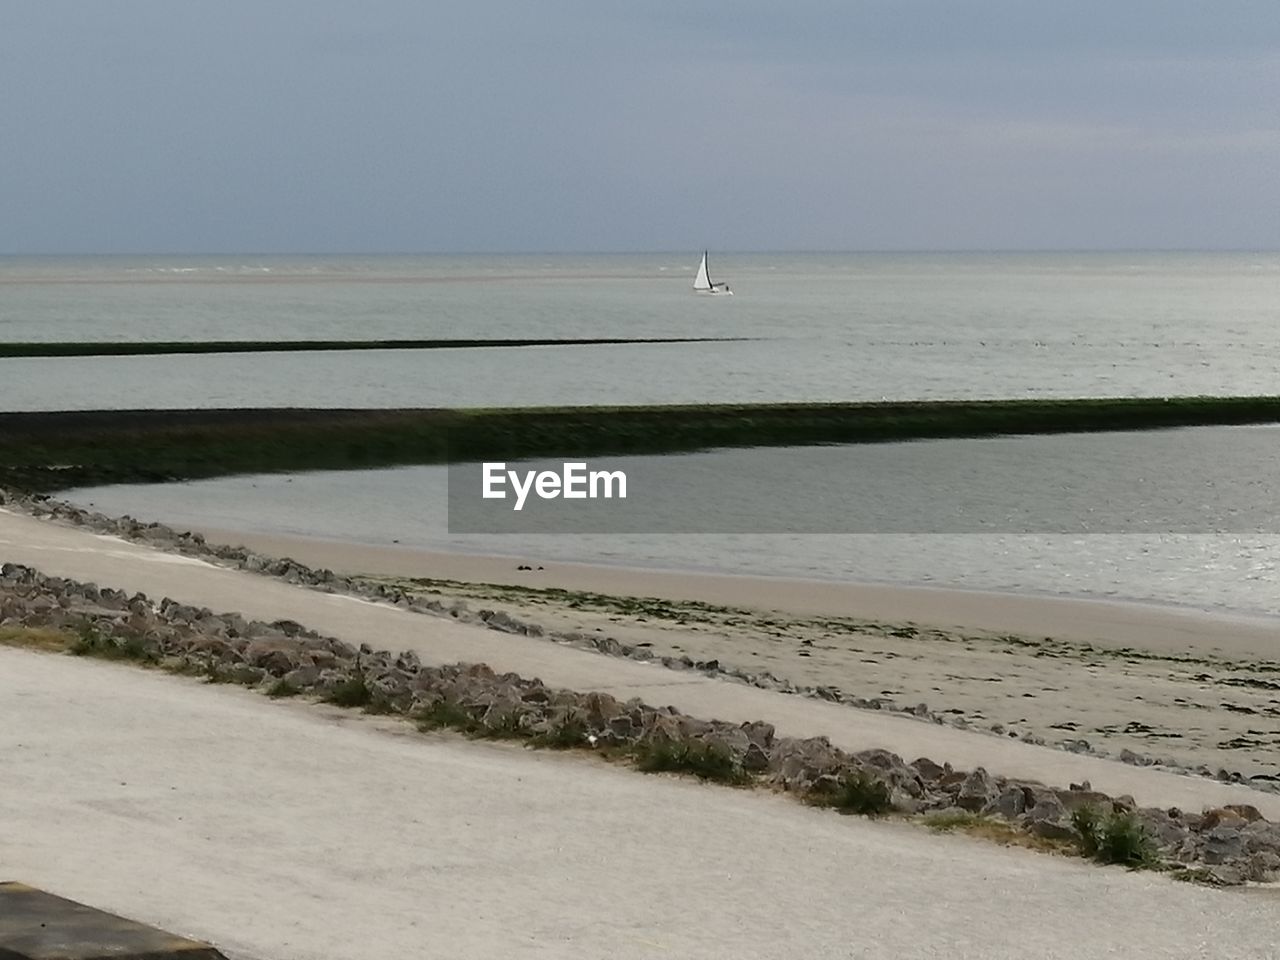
[3,507,1279,817]
[194,527,1280,782]
[4,646,1280,960]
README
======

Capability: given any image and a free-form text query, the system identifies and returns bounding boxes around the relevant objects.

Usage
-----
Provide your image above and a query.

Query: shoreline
[196,525,1280,659]
[8,500,1280,790]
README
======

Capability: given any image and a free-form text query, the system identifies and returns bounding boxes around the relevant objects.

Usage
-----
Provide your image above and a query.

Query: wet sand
[201,527,1280,657]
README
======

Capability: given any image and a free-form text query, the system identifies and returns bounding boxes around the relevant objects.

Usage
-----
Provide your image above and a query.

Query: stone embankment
[3,560,1279,886]
[4,488,1275,796]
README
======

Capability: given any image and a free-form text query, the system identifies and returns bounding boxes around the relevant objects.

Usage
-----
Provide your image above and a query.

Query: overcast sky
[2,1,1278,253]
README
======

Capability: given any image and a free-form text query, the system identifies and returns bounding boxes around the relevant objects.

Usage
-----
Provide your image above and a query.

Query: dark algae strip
[2,397,1279,491]
[0,337,750,357]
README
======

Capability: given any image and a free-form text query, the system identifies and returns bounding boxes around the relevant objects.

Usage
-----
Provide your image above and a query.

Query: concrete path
[3,647,1278,960]
[2,507,1279,820]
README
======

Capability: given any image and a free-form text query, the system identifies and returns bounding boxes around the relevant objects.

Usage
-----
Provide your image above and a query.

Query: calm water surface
[65,427,1280,617]
[11,252,1280,616]
[3,251,1279,409]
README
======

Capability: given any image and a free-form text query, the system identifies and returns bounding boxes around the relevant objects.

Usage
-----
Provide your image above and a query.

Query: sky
[2,1,1279,253]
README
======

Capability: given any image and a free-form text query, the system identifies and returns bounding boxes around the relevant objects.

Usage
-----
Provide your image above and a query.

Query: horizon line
[3,246,1279,258]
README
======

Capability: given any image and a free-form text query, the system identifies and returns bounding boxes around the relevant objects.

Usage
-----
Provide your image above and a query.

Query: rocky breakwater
[2,561,1279,885]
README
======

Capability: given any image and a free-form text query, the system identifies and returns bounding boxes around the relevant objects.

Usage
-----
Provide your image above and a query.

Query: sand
[3,507,1279,816]
[193,527,1280,782]
[4,646,1280,960]
[197,527,1280,658]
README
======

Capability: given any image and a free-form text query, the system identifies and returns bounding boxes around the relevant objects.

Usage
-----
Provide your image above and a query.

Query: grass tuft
[70,623,155,663]
[473,710,525,740]
[1072,805,1157,866]
[414,699,478,733]
[363,693,401,715]
[323,674,373,708]
[632,739,748,784]
[0,626,73,652]
[1070,805,1104,857]
[266,677,301,698]
[923,810,985,832]
[200,659,236,683]
[528,715,591,750]
[818,769,895,816]
[1095,811,1158,866]
[921,810,1076,855]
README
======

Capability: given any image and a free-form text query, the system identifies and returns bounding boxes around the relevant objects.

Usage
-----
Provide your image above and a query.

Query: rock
[607,713,638,742]
[1224,803,1264,823]
[1119,749,1150,765]
[1243,850,1280,882]
[1052,788,1114,814]
[982,786,1026,819]
[855,748,905,771]
[1202,864,1247,886]
[700,725,751,759]
[1241,820,1280,855]
[227,663,266,685]
[244,640,303,675]
[740,720,775,751]
[767,736,847,792]
[580,692,624,729]
[640,712,684,744]
[1028,818,1077,842]
[955,768,998,812]
[1201,826,1247,865]
[284,664,322,689]
[742,740,771,773]
[1023,794,1067,825]
[1200,808,1248,830]
[479,609,542,636]
[910,757,948,784]
[1137,808,1192,849]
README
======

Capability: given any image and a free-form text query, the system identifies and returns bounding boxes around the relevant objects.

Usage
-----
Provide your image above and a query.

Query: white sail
[693,251,712,291]
[693,250,732,295]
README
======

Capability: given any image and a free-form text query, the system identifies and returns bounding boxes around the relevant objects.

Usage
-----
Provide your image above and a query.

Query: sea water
[7,251,1280,614]
[2,251,1279,410]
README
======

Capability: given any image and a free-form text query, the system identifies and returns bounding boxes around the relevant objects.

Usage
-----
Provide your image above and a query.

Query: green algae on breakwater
[3,396,1280,491]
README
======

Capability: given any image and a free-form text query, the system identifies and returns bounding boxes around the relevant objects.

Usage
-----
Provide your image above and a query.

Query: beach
[9,504,1279,789]
[5,490,1280,958]
[160,528,1273,786]
[9,6,1280,954]
[6,255,1280,959]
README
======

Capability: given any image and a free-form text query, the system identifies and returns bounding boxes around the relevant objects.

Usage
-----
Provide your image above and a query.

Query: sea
[4,251,1280,616]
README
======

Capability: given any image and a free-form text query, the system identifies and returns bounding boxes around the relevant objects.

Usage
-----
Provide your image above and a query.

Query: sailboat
[692,250,732,295]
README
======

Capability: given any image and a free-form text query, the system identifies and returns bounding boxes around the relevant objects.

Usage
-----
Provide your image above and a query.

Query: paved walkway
[3,507,1279,820]
[3,648,1278,960]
